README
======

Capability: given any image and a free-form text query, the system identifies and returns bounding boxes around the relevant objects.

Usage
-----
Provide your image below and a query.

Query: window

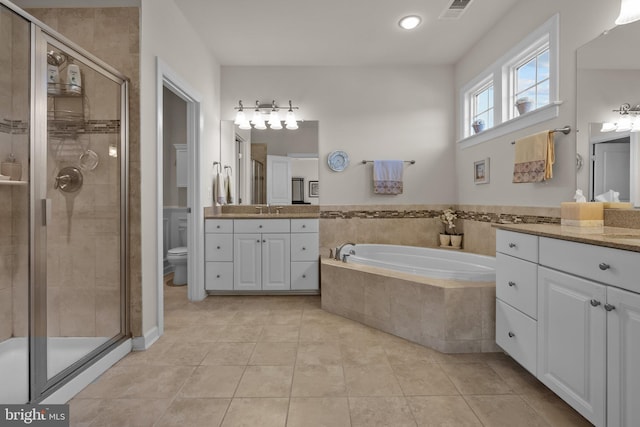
[472,82,494,133]
[458,14,559,147]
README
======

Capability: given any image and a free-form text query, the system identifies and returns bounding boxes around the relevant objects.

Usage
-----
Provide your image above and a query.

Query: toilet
[167,218,188,285]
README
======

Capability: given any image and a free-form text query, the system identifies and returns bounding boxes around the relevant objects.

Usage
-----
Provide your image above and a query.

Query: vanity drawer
[291,261,319,290]
[496,299,537,376]
[291,219,319,233]
[291,233,319,262]
[205,234,233,261]
[205,262,233,291]
[234,219,290,233]
[539,237,640,293]
[496,253,538,319]
[205,219,233,233]
[496,230,539,263]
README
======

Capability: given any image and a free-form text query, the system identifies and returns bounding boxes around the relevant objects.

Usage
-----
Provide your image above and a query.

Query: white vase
[439,234,451,247]
[451,234,463,249]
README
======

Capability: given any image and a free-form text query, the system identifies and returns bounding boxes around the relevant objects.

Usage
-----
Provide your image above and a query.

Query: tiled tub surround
[321,258,498,353]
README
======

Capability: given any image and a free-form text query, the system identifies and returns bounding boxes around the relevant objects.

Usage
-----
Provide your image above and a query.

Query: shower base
[0,336,109,404]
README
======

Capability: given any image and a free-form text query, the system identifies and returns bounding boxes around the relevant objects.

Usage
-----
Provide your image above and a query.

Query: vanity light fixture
[399,15,422,30]
[615,0,640,25]
[600,103,640,132]
[234,100,299,130]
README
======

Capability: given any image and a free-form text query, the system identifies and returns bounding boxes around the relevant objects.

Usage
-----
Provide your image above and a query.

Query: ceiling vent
[439,0,474,20]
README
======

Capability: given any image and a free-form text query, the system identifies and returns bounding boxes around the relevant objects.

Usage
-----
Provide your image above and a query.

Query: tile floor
[69,285,592,426]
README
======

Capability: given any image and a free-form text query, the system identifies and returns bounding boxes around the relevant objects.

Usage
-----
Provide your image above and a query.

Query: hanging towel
[214,172,226,205]
[512,131,555,183]
[225,171,234,204]
[373,160,404,195]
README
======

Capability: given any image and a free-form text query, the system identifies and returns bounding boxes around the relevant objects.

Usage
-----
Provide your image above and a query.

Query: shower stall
[0,2,129,403]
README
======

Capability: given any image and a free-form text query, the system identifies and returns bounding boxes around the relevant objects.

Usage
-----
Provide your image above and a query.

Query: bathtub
[340,244,495,282]
[322,244,498,353]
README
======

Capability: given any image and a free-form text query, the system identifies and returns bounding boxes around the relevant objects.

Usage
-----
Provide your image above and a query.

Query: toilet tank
[177,217,188,247]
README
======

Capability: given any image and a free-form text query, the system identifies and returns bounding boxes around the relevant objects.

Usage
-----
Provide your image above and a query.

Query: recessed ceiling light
[399,15,422,30]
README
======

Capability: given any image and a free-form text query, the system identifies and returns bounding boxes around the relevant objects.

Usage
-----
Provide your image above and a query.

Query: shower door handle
[42,199,52,226]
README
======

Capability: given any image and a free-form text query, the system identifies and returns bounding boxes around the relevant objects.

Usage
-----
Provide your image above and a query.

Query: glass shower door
[0,4,30,404]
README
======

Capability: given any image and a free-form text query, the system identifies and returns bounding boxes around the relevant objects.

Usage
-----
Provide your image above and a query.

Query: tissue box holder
[561,202,604,227]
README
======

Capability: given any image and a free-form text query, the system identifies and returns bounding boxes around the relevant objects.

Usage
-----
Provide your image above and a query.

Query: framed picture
[309,181,319,197]
[473,158,490,184]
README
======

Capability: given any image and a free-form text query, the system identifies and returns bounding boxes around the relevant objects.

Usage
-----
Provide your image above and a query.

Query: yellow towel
[513,131,554,183]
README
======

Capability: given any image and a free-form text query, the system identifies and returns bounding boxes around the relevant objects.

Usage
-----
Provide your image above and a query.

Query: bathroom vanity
[204,208,320,294]
[495,224,640,427]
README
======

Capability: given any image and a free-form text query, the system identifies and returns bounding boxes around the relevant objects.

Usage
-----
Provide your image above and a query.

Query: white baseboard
[131,326,160,351]
[41,339,132,404]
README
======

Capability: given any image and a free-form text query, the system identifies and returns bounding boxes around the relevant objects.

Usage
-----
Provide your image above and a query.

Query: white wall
[221,66,457,205]
[454,0,618,207]
[140,0,220,334]
[162,87,187,207]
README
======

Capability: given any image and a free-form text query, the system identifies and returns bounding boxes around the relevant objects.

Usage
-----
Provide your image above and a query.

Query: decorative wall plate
[327,150,350,172]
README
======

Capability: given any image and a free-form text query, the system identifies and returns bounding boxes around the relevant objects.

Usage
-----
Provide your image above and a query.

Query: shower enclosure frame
[1,0,130,403]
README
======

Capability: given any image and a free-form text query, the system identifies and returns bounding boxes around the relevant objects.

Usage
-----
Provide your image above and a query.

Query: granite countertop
[493,223,640,253]
[205,212,320,219]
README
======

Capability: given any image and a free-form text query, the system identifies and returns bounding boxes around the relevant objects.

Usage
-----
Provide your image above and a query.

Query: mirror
[577,22,640,206]
[220,120,319,205]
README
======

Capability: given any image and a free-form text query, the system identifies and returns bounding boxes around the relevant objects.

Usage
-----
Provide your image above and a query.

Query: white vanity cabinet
[204,217,319,293]
[496,229,640,427]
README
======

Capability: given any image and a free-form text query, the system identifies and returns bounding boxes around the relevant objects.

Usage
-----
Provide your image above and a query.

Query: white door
[607,287,640,427]
[266,155,291,205]
[537,266,607,427]
[234,234,261,291]
[261,233,290,291]
[593,141,630,201]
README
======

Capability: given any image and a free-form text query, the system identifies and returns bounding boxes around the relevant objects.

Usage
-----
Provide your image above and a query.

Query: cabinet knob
[598,263,610,271]
[508,243,517,248]
[604,303,616,312]
[217,246,221,249]
[590,299,601,307]
[216,274,220,278]
[259,225,263,228]
[263,239,266,243]
[508,331,515,338]
[216,225,221,229]
[508,281,516,287]
[302,274,306,278]
[256,240,260,243]
[302,224,306,228]
[302,247,306,251]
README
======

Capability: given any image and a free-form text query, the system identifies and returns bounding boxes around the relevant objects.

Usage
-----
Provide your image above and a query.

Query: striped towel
[513,131,554,183]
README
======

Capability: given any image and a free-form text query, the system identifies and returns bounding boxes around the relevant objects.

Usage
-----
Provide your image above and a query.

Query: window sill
[458,101,563,149]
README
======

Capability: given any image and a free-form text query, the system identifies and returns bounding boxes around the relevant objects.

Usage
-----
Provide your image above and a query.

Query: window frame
[458,14,560,149]
[470,78,495,133]
[506,36,550,120]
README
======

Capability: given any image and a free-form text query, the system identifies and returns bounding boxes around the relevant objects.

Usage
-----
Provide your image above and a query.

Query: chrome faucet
[335,242,355,261]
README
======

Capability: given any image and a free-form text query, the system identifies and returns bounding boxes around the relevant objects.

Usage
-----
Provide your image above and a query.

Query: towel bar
[510,126,571,145]
[361,160,416,164]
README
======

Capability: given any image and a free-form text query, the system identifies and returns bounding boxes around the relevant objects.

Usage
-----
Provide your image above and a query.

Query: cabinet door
[205,262,233,291]
[537,266,606,427]
[234,234,261,291]
[607,287,640,427]
[262,233,290,291]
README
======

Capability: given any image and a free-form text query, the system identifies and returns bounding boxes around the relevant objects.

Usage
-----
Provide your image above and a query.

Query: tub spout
[335,242,355,261]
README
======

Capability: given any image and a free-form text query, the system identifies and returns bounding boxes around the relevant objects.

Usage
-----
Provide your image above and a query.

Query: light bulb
[253,115,266,130]
[399,15,422,30]
[616,116,632,132]
[270,120,282,130]
[250,109,262,125]
[238,119,251,130]
[268,110,280,125]
[285,110,297,126]
[286,121,299,130]
[234,110,246,125]
[616,0,640,25]
[601,122,617,132]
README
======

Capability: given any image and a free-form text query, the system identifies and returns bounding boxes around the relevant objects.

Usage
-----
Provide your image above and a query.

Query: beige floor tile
[234,365,293,398]
[249,342,297,365]
[231,310,271,325]
[115,338,174,366]
[162,323,222,342]
[258,324,300,342]
[299,323,341,342]
[383,341,438,365]
[267,309,303,325]
[341,342,390,366]
[349,396,417,427]
[155,398,230,427]
[287,397,351,427]
[291,364,347,397]
[201,342,256,366]
[465,395,551,427]
[160,341,214,365]
[487,358,551,396]
[441,362,512,395]
[218,324,263,342]
[180,366,245,398]
[392,363,459,396]
[344,364,403,397]
[296,342,342,366]
[338,323,381,343]
[407,396,482,427]
[75,366,139,398]
[68,398,105,427]
[520,390,592,426]
[221,398,288,427]
[87,398,169,427]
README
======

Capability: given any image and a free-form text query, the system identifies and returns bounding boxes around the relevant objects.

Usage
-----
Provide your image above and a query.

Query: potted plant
[472,119,485,134]
[515,97,533,115]
[440,208,463,248]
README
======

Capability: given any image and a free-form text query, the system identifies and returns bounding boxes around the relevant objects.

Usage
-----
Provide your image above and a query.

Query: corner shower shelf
[0,180,27,186]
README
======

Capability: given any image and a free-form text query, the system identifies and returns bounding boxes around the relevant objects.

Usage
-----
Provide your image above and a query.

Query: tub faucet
[335,242,355,261]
